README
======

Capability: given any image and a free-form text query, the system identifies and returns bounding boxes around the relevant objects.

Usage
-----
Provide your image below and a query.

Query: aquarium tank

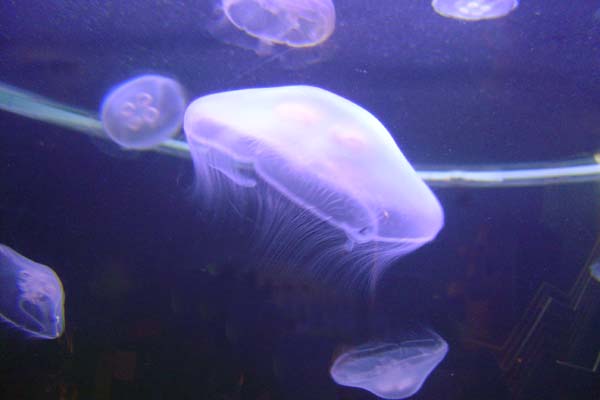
[1,1,600,399]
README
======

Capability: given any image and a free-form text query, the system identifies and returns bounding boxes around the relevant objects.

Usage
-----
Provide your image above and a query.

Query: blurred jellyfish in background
[183,85,443,289]
[0,244,65,339]
[589,257,600,282]
[432,0,519,21]
[100,74,186,150]
[207,0,336,55]
[330,329,448,399]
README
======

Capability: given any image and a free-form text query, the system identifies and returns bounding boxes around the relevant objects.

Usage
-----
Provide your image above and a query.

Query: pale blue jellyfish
[184,86,444,288]
[0,244,65,339]
[208,0,336,54]
[330,330,448,399]
[432,0,519,21]
[590,258,600,282]
[100,74,186,149]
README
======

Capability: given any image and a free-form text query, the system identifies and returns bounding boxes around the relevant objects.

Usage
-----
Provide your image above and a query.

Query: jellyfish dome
[184,86,443,287]
[0,244,65,339]
[432,0,519,21]
[590,258,600,282]
[100,74,186,150]
[330,330,448,399]
[208,0,336,54]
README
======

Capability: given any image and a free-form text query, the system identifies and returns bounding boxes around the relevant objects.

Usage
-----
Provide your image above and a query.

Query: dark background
[1,0,600,399]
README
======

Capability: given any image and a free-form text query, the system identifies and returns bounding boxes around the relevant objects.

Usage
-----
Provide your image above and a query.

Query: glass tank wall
[0,1,599,399]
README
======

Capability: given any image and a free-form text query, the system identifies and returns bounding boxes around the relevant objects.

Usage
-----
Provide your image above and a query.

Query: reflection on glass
[330,330,448,399]
[432,0,519,21]
[0,244,65,339]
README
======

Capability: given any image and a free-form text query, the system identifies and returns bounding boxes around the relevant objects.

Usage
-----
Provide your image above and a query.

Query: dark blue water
[1,1,600,399]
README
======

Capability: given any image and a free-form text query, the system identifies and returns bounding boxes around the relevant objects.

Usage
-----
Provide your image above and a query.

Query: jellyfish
[100,74,186,150]
[431,0,519,21]
[207,0,336,54]
[0,244,65,339]
[183,85,444,289]
[590,258,600,282]
[330,330,448,399]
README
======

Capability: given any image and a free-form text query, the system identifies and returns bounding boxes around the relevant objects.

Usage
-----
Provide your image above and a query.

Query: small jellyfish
[0,244,65,339]
[184,86,443,288]
[432,0,519,21]
[100,74,186,149]
[207,0,336,54]
[330,330,448,399]
[590,258,600,282]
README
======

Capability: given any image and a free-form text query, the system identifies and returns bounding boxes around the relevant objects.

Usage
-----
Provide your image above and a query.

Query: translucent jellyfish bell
[184,86,443,287]
[0,244,65,339]
[100,74,186,149]
[432,0,518,21]
[330,330,448,399]
[209,0,336,53]
[590,258,600,282]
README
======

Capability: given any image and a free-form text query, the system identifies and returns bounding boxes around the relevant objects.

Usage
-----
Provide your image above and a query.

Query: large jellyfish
[432,0,519,21]
[100,74,186,150]
[183,85,443,288]
[207,0,336,54]
[330,330,448,399]
[0,244,65,339]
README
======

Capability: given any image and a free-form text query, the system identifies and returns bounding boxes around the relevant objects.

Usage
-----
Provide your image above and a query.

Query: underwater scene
[1,0,600,399]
